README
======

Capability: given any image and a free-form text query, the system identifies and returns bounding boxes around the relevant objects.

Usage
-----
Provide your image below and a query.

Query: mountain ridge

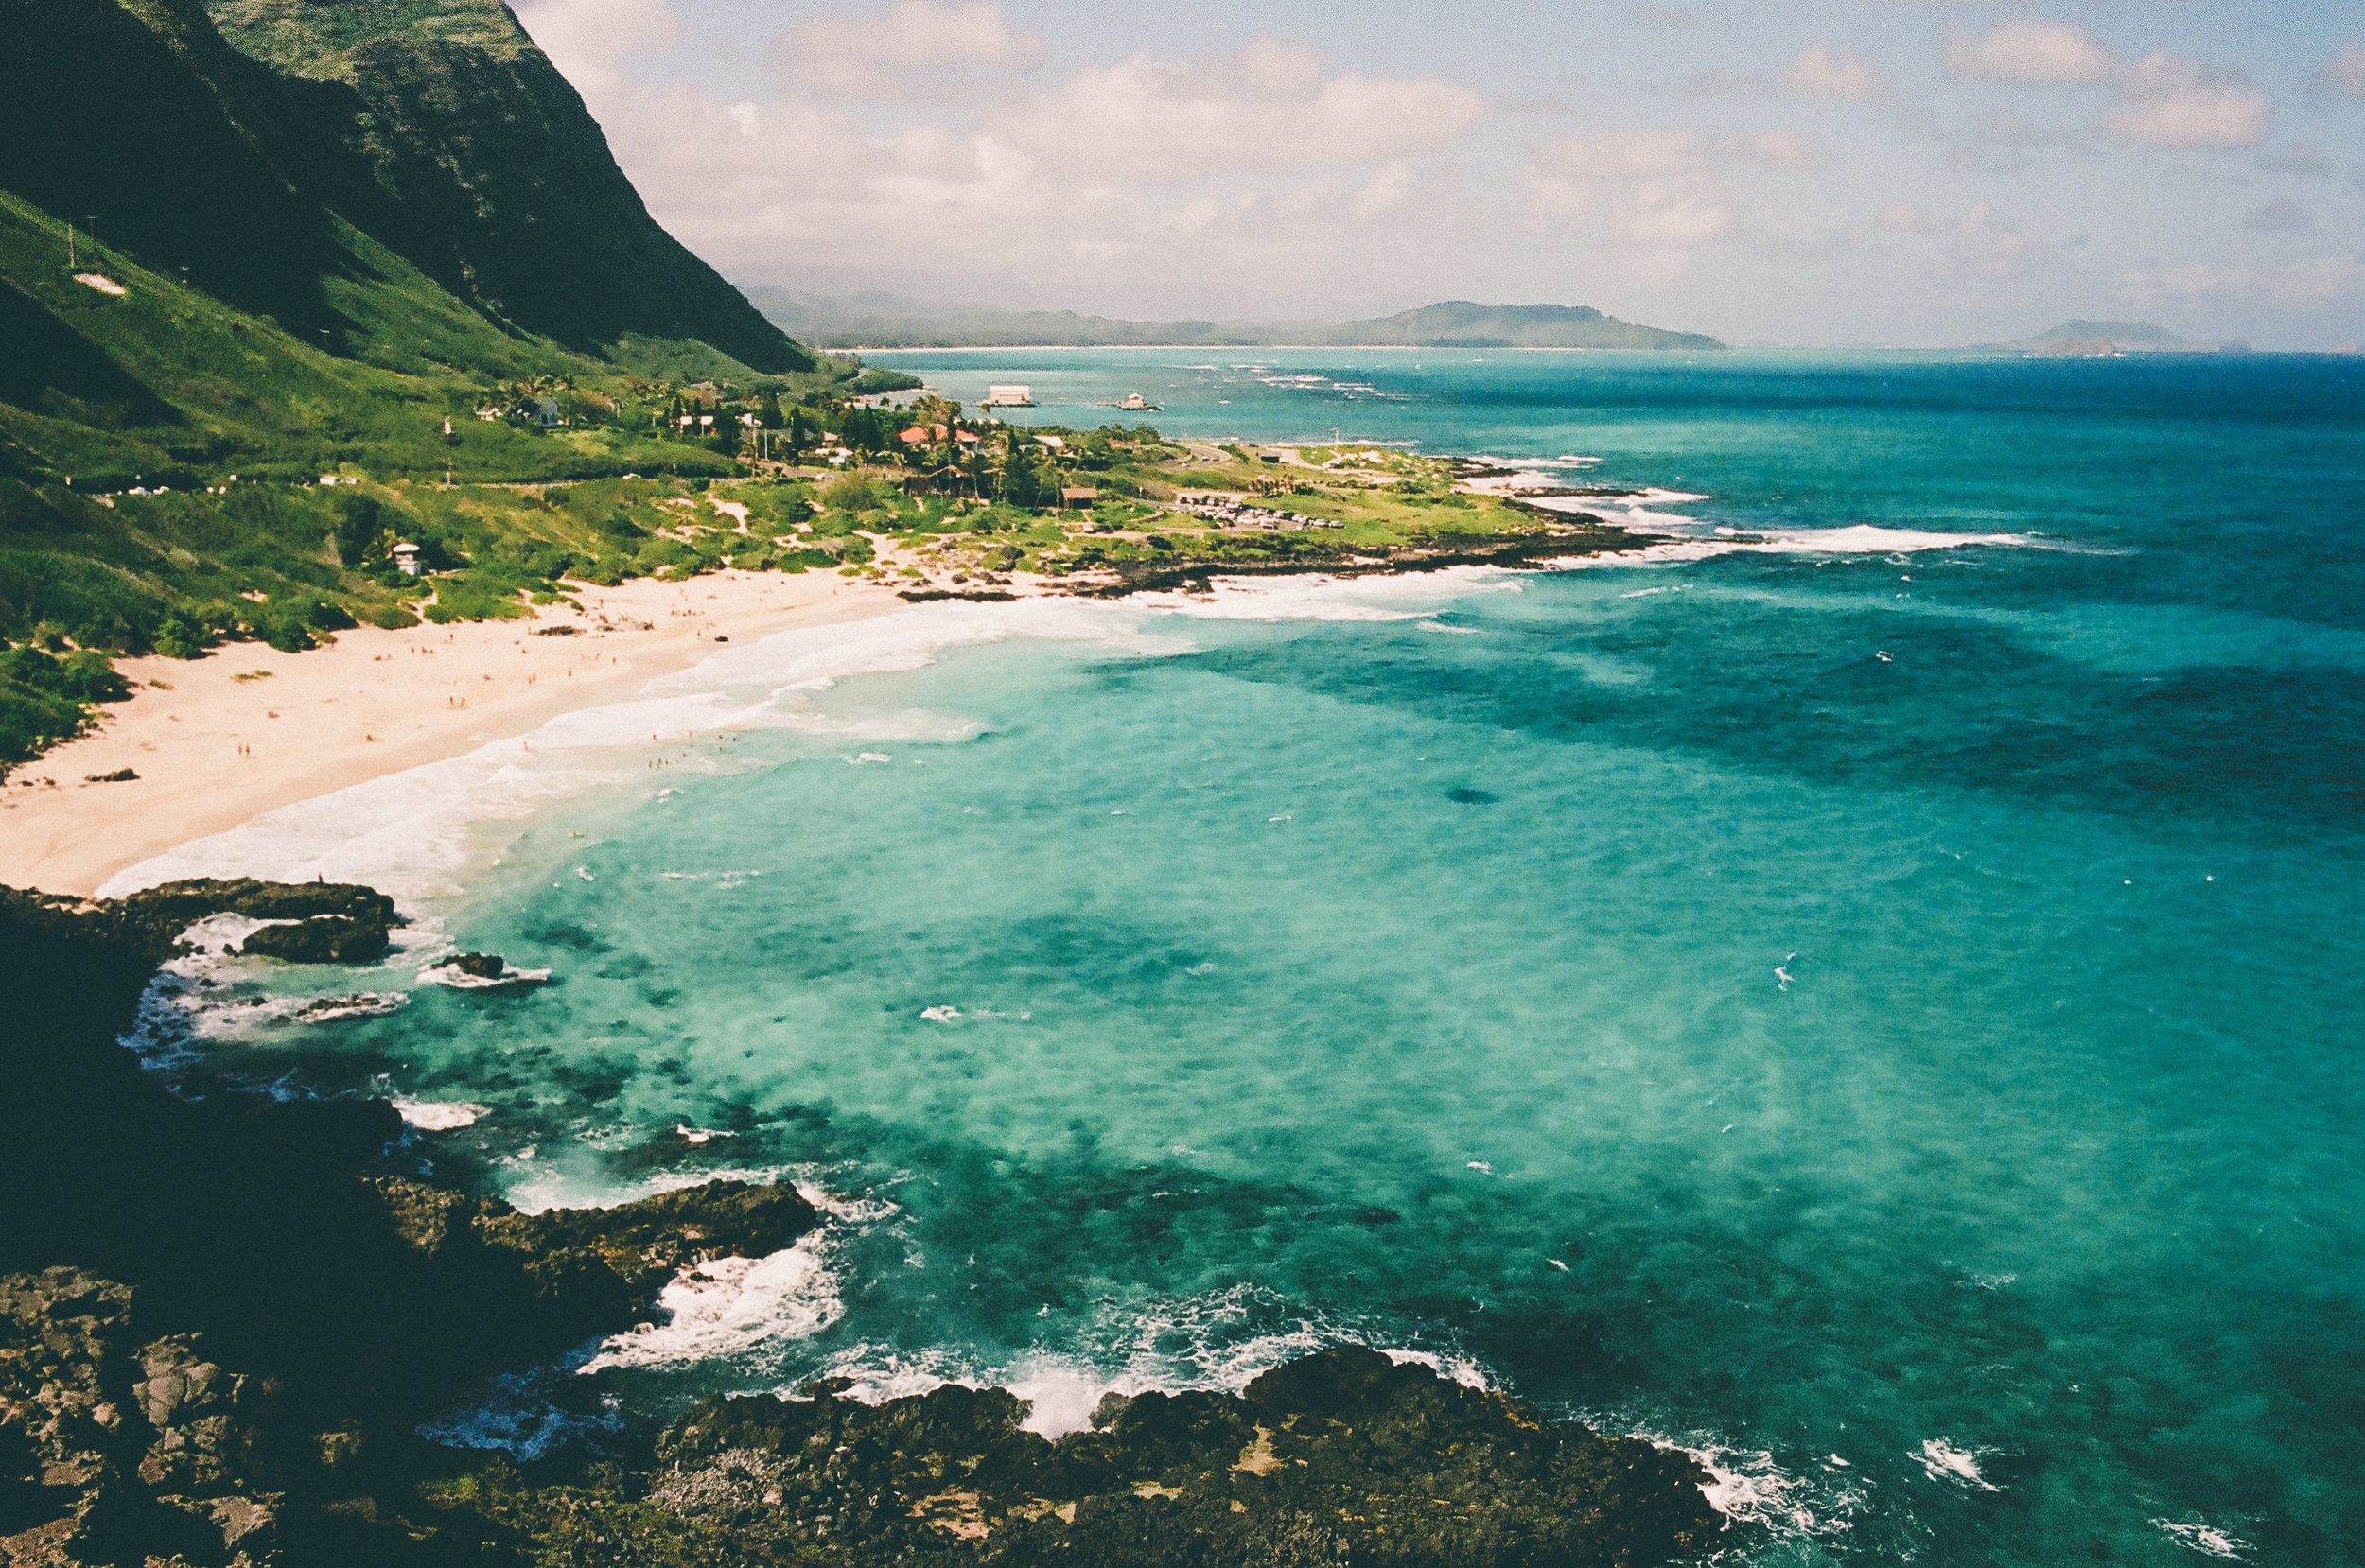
[0,0,809,372]
[750,287,1726,351]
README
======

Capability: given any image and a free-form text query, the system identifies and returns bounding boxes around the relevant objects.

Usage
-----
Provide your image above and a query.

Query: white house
[982,384,1035,407]
[393,543,422,577]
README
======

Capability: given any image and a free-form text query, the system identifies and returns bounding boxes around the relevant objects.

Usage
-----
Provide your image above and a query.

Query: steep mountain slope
[0,0,809,373]
[202,0,812,371]
[0,0,357,335]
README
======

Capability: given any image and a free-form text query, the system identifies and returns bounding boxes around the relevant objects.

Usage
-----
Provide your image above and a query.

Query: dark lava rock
[0,1268,280,1568]
[1,878,400,970]
[447,952,506,978]
[82,769,137,783]
[585,1345,1722,1567]
[236,915,387,964]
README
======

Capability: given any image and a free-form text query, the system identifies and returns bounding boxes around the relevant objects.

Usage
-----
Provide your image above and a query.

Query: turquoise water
[166,352,2364,1564]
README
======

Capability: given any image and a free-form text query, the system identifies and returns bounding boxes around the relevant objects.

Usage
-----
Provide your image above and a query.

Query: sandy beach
[0,570,915,896]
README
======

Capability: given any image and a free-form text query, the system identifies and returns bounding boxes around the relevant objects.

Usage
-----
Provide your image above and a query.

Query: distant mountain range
[747,290,1726,352]
[1998,321,2239,355]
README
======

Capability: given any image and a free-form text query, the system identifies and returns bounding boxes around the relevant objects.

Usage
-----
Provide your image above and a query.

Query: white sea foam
[94,602,1161,904]
[1581,1410,1866,1554]
[580,1236,845,1373]
[394,1098,490,1130]
[790,1284,1495,1440]
[2154,1519,2252,1559]
[1915,1437,2000,1490]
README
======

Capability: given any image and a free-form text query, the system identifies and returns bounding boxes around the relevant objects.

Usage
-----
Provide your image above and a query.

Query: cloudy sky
[513,0,2365,347]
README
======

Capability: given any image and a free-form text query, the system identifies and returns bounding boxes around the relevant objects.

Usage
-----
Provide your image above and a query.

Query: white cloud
[2108,52,2271,148]
[1780,43,1890,100]
[513,0,682,90]
[1879,202,1933,233]
[1952,204,2037,274]
[1524,127,1803,252]
[1684,42,1892,103]
[2326,40,2365,99]
[780,2,1040,97]
[988,40,1486,182]
[2118,253,2365,308]
[1941,23,2271,152]
[1948,19,2113,85]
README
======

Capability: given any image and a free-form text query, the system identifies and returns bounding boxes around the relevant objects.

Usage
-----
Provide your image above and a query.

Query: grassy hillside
[0,173,873,770]
[202,0,811,370]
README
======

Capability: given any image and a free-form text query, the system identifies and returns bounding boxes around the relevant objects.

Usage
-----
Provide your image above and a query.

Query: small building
[1035,435,1066,452]
[530,396,563,427]
[982,384,1035,407]
[1060,486,1099,509]
[393,543,422,577]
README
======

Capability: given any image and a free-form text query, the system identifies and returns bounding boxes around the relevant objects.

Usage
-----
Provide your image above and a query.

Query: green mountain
[1999,320,2228,354]
[748,288,1725,352]
[1,0,806,371]
[1318,301,1724,350]
[0,0,882,766]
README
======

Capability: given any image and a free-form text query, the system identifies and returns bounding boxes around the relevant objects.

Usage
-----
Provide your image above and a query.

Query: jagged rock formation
[424,1347,1722,1566]
[0,1270,281,1567]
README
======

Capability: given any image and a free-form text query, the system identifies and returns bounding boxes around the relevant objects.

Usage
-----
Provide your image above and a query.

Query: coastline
[0,569,911,897]
[2,470,1653,898]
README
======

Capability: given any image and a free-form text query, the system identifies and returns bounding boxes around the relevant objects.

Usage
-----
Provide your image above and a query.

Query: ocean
[122,349,2365,1565]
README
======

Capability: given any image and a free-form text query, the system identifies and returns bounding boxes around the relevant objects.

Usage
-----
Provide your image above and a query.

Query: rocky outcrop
[0,880,826,1564]
[0,1270,279,1568]
[0,878,396,970]
[419,1347,1721,1567]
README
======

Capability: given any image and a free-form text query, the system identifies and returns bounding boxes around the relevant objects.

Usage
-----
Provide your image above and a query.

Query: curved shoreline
[0,571,907,897]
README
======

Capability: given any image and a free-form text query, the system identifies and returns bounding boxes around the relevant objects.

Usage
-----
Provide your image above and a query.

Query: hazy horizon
[516,1,2363,351]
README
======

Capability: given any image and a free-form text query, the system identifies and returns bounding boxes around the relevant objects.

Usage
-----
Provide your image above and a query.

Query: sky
[510,0,2365,347]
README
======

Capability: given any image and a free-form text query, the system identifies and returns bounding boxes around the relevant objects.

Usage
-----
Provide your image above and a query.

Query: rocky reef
[0,880,1722,1565]
[610,1345,1720,1566]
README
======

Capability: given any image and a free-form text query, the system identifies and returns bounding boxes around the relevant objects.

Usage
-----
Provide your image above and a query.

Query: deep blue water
[154,351,2365,1565]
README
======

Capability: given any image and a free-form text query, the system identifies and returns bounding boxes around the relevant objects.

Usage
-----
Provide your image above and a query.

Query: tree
[331,495,386,566]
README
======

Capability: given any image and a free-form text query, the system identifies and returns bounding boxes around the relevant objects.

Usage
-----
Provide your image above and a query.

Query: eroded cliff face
[0,0,807,370]
[203,0,812,370]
